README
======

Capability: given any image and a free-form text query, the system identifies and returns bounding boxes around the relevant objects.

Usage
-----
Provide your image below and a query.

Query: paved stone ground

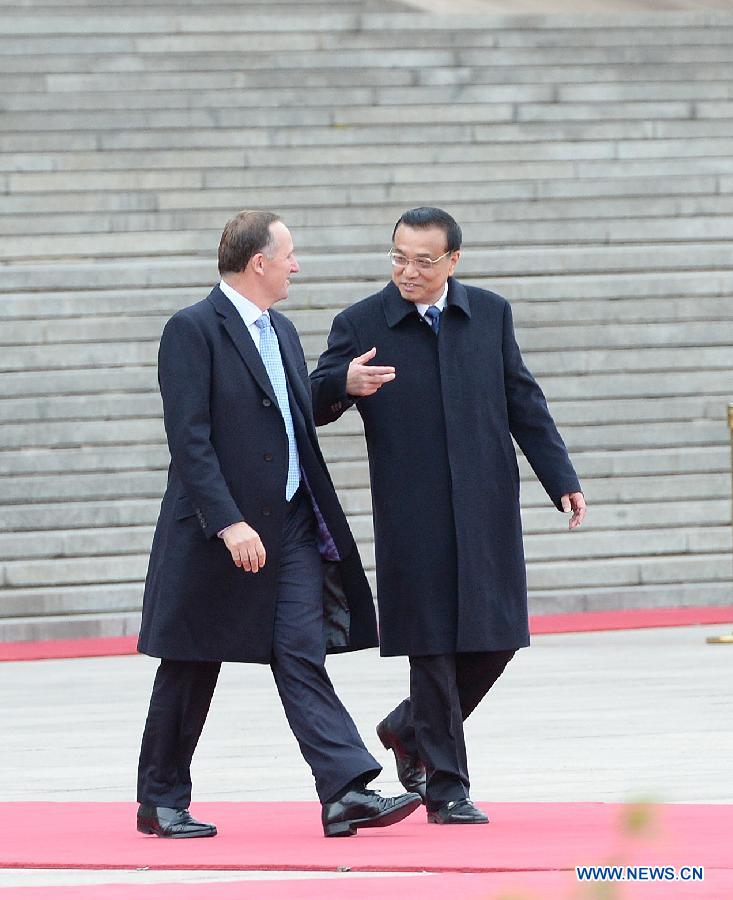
[1,623,731,888]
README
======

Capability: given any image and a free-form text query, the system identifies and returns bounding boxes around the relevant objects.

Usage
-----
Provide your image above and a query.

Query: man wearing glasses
[311,207,586,825]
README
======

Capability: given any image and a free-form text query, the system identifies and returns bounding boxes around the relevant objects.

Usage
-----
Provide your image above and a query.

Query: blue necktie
[424,305,441,334]
[255,313,301,501]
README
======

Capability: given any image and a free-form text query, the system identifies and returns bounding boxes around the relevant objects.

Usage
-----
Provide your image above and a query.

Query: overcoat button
[262,506,271,516]
[262,398,272,407]
[264,452,273,461]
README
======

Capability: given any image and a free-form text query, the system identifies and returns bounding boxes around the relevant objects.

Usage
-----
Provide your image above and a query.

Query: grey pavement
[0,623,731,888]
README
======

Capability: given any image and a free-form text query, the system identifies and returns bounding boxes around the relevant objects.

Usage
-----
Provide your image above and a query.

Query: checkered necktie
[255,313,301,500]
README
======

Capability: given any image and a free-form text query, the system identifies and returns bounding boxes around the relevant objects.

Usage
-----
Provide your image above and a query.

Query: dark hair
[218,210,280,275]
[391,206,462,252]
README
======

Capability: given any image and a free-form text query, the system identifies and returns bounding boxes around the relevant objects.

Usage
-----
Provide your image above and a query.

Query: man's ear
[448,249,461,275]
[251,252,265,275]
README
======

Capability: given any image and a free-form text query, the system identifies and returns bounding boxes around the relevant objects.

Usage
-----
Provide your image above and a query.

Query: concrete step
[9,219,733,263]
[526,553,732,592]
[0,469,166,503]
[5,46,733,77]
[1,522,728,567]
[3,231,733,271]
[0,396,727,450]
[2,273,732,318]
[0,348,733,402]
[0,526,154,561]
[6,178,727,216]
[2,547,729,599]
[347,499,733,538]
[2,334,730,383]
[8,190,733,223]
[0,446,728,510]
[518,499,733,534]
[4,441,731,505]
[0,445,167,475]
[0,390,728,431]
[6,141,733,181]
[2,495,729,540]
[0,610,142,643]
[6,156,733,191]
[328,473,733,510]
[1,418,165,449]
[5,312,733,355]
[5,216,733,256]
[1,19,732,49]
[0,443,726,485]
[524,527,732,562]
[5,63,731,97]
[4,82,733,116]
[533,370,733,401]
[2,173,722,208]
[327,421,730,458]
[0,499,161,532]
[0,392,163,423]
[2,292,732,343]
[0,554,151,589]
[6,120,733,156]
[527,472,732,506]
[0,367,158,399]
[528,581,733,615]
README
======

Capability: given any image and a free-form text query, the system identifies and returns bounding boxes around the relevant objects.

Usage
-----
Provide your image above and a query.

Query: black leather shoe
[137,804,217,838]
[427,799,489,824]
[376,719,427,802]
[322,788,422,837]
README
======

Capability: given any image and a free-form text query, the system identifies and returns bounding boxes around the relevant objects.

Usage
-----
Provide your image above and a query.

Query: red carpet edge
[1,605,731,662]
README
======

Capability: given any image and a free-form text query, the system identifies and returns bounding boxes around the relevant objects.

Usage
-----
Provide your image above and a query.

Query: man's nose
[403,258,420,276]
[291,257,300,273]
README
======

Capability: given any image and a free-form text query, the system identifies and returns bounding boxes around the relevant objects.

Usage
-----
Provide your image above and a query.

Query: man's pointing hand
[346,347,396,397]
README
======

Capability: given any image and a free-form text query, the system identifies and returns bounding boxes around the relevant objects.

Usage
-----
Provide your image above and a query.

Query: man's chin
[398,287,422,304]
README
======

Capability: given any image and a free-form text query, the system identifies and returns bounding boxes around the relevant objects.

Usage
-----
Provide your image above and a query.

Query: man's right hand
[346,347,396,397]
[220,522,266,573]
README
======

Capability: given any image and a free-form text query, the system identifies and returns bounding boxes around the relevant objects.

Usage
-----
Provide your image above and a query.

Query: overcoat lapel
[208,287,277,405]
[439,279,473,395]
[272,314,315,436]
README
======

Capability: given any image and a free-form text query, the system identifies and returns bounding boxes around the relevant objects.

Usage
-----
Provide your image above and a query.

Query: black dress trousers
[382,649,515,809]
[137,490,381,808]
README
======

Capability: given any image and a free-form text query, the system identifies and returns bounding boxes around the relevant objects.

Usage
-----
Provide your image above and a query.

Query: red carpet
[2,802,730,899]
[2,801,730,873]
[2,606,731,662]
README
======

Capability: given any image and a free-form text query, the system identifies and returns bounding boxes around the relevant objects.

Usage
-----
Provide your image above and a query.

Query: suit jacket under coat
[310,278,581,657]
[137,285,377,663]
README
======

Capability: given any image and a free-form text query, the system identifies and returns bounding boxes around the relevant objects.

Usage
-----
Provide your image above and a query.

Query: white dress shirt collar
[416,283,449,319]
[219,279,265,327]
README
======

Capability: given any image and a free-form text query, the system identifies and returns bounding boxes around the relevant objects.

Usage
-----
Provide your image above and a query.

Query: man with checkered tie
[136,211,421,839]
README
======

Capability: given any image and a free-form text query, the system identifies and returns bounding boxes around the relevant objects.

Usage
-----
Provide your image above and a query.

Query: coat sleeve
[309,310,359,426]
[158,312,243,539]
[501,301,581,509]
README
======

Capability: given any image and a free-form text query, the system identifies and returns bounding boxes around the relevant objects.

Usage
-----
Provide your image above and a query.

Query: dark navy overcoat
[138,285,377,663]
[310,278,580,657]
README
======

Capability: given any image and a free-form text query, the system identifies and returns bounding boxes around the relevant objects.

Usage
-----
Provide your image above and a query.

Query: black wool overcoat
[137,285,377,663]
[310,278,581,657]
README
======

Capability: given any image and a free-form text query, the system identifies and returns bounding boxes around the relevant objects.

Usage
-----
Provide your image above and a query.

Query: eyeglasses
[388,249,451,272]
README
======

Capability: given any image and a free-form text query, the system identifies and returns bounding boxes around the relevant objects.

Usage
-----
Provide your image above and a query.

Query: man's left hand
[561,492,586,530]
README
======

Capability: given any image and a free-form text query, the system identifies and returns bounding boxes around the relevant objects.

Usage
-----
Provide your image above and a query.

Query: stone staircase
[1,1,732,641]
